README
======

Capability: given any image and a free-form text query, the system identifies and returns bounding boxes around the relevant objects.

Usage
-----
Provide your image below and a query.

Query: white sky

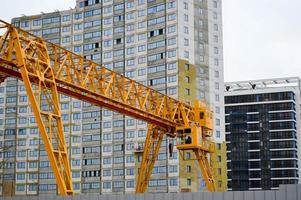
[1,0,300,82]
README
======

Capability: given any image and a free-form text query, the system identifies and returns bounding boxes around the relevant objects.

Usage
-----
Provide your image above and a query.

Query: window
[186,165,191,173]
[214,24,218,31]
[167,1,176,9]
[138,33,146,41]
[213,1,218,8]
[168,38,176,46]
[184,51,189,58]
[138,68,146,76]
[214,47,219,54]
[214,70,219,78]
[127,59,135,66]
[21,21,29,28]
[148,16,165,26]
[114,3,124,11]
[215,106,220,114]
[16,185,25,191]
[215,94,220,101]
[216,118,220,126]
[138,10,145,17]
[6,96,16,103]
[84,31,101,39]
[32,19,41,26]
[148,40,165,50]
[184,2,188,9]
[214,58,219,66]
[113,169,124,176]
[74,24,83,31]
[62,36,71,43]
[170,178,178,186]
[148,4,165,14]
[214,35,219,42]
[73,125,81,131]
[62,26,71,33]
[168,13,176,21]
[148,52,165,62]
[213,12,218,19]
[184,38,189,46]
[6,86,17,92]
[138,130,146,137]
[103,145,112,153]
[114,27,124,33]
[126,168,134,175]
[103,5,113,14]
[103,169,111,177]
[103,182,111,189]
[168,87,177,95]
[215,82,219,89]
[103,133,111,141]
[42,28,60,35]
[184,14,188,22]
[113,181,124,188]
[73,34,82,41]
[138,0,145,5]
[168,75,177,83]
[127,12,134,20]
[6,118,16,125]
[127,47,135,55]
[126,131,135,138]
[138,56,146,64]
[187,178,192,186]
[126,180,134,188]
[74,13,83,20]
[185,88,190,95]
[113,156,123,164]
[113,120,124,127]
[62,15,70,22]
[43,17,60,24]
[126,119,135,126]
[216,130,221,138]
[74,45,82,53]
[168,25,176,33]
[169,165,178,173]
[113,132,123,140]
[185,76,190,83]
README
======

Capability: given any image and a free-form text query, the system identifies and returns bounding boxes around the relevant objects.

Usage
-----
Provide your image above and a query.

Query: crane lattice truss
[0,20,216,195]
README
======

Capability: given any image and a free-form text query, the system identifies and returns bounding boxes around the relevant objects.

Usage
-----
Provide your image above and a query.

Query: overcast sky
[1,0,301,82]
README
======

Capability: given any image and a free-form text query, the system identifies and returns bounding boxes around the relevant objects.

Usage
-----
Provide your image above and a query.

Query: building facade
[0,0,225,196]
[225,77,301,191]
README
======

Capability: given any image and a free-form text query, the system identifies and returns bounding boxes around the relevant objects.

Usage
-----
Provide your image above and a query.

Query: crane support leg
[193,149,216,192]
[2,27,73,195]
[136,124,165,193]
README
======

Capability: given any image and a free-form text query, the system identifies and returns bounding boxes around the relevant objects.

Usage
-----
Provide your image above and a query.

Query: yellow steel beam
[135,124,165,193]
[0,20,195,132]
[0,22,73,195]
[194,149,216,192]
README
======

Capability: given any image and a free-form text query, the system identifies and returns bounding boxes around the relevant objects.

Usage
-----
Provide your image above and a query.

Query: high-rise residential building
[225,77,301,191]
[0,0,225,196]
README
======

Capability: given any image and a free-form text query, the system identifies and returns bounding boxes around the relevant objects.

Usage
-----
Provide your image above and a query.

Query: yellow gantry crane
[0,20,216,195]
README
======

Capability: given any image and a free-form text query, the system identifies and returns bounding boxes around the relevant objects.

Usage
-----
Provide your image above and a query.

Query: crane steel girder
[194,149,216,192]
[135,124,165,193]
[0,23,73,195]
[0,20,217,195]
